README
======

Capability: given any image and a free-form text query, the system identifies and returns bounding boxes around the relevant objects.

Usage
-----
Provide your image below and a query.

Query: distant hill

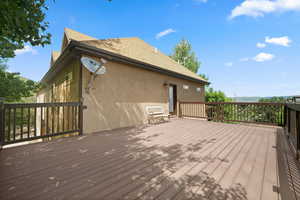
[231,96,291,102]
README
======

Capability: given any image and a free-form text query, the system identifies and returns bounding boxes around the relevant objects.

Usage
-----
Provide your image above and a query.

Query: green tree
[205,88,232,102]
[0,0,51,59]
[0,60,39,102]
[170,39,207,80]
[258,96,286,103]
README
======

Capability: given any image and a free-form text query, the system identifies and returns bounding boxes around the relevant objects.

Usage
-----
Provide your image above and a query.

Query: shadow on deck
[0,119,298,200]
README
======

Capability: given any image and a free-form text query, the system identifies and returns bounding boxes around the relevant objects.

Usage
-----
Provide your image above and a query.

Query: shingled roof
[48,28,208,84]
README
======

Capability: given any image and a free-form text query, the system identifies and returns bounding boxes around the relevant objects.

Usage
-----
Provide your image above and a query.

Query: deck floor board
[0,119,296,200]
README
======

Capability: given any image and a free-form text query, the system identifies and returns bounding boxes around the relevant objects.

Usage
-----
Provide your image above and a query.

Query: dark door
[168,84,177,114]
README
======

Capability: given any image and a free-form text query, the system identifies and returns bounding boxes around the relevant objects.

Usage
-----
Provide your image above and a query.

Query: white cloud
[225,62,233,66]
[155,29,176,39]
[229,0,300,19]
[256,42,266,48]
[240,57,250,62]
[14,45,37,55]
[253,52,275,62]
[265,36,291,46]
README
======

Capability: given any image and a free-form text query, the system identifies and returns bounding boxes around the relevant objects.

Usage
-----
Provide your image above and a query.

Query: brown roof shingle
[56,28,208,83]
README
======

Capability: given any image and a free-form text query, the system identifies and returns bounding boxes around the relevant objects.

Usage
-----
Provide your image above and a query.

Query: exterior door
[168,85,177,114]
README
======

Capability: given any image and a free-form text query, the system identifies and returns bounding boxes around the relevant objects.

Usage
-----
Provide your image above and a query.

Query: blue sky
[8,0,300,97]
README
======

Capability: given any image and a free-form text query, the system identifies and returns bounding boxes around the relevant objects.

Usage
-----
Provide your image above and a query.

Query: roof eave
[40,41,77,83]
[40,40,210,85]
[71,40,209,85]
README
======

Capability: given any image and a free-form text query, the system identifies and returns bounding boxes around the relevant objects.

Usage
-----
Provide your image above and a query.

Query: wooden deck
[0,118,298,200]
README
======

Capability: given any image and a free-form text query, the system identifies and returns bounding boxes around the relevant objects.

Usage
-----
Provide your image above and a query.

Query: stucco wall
[82,56,205,134]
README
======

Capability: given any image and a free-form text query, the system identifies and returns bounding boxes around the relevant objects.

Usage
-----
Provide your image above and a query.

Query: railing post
[297,111,300,159]
[285,105,288,128]
[78,101,83,136]
[177,101,182,118]
[0,98,5,150]
[287,108,291,135]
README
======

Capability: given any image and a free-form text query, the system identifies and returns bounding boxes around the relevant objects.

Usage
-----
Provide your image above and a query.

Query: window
[196,87,202,92]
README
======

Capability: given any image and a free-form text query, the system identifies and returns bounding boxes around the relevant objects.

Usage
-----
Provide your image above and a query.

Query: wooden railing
[285,104,300,158]
[179,102,285,126]
[0,102,83,146]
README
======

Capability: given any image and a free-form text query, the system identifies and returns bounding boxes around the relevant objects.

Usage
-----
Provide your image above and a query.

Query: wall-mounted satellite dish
[81,56,107,93]
[81,57,106,75]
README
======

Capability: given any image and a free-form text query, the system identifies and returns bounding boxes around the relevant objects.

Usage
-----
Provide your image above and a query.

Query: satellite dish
[81,56,107,94]
[81,57,106,75]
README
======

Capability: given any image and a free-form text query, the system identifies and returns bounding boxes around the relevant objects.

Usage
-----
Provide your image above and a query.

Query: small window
[196,87,202,92]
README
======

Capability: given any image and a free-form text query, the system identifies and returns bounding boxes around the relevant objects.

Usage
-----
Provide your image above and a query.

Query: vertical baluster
[278,105,280,125]
[246,104,249,122]
[229,104,232,122]
[73,106,76,130]
[193,103,195,117]
[27,107,30,139]
[234,104,236,122]
[282,105,284,126]
[232,104,234,122]
[46,106,49,135]
[245,104,247,122]
[1,105,5,145]
[70,106,72,131]
[34,107,37,137]
[77,105,79,130]
[67,106,70,130]
[13,108,16,141]
[74,105,77,130]
[76,104,78,129]
[212,104,214,121]
[233,104,235,122]
[52,106,54,135]
[57,106,60,133]
[236,104,238,122]
[296,111,300,158]
[71,105,73,131]
[62,106,65,132]
[20,107,23,139]
[72,106,75,130]
[247,104,249,123]
[40,106,43,136]
[7,108,11,142]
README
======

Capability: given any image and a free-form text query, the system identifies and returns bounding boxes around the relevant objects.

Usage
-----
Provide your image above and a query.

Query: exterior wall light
[183,85,189,90]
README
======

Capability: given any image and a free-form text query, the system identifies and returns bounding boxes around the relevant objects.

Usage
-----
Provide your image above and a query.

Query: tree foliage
[205,88,232,102]
[170,39,200,73]
[258,96,286,103]
[0,61,39,102]
[170,39,207,80]
[0,0,51,59]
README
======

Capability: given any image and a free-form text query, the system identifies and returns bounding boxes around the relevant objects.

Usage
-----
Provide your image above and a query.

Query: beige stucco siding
[82,56,205,134]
